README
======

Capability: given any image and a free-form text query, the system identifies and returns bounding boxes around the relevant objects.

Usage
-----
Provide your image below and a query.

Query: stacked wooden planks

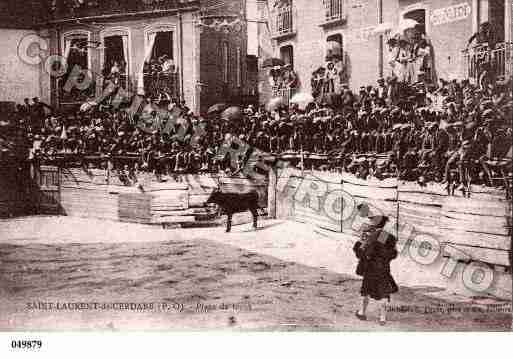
[60,168,121,221]
[339,173,399,237]
[147,182,192,224]
[118,193,152,224]
[398,182,511,268]
[290,174,344,232]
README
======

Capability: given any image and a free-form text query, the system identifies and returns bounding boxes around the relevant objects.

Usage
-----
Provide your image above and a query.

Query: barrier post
[268,165,277,219]
[340,178,344,233]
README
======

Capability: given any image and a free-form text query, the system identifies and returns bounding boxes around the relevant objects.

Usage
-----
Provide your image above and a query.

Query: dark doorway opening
[153,31,173,60]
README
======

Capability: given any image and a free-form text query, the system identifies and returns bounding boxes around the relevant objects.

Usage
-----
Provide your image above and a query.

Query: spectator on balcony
[110,61,121,76]
[324,61,337,94]
[376,78,387,100]
[413,37,433,83]
[282,63,298,89]
[311,66,326,98]
[387,37,400,78]
[395,38,415,84]
[160,55,175,74]
[467,22,497,50]
[30,97,53,131]
[269,67,281,88]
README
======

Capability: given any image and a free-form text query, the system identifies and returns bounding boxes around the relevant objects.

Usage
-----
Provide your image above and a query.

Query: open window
[63,34,90,71]
[280,44,294,69]
[59,31,94,104]
[478,0,505,42]
[144,31,175,75]
[103,35,128,76]
[139,27,178,98]
[326,33,342,61]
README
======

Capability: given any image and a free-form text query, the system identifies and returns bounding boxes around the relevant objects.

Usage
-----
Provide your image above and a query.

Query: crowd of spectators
[1,75,512,190]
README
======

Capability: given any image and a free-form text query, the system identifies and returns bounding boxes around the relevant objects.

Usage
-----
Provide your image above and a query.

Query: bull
[206,190,259,233]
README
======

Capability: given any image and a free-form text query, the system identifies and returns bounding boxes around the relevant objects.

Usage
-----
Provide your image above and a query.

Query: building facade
[0,0,259,114]
[258,0,512,105]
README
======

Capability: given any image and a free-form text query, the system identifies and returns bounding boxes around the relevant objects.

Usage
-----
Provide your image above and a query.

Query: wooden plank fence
[0,163,33,217]
[32,166,268,226]
[274,168,512,269]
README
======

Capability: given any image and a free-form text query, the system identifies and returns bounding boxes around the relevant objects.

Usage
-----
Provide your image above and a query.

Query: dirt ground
[0,217,511,331]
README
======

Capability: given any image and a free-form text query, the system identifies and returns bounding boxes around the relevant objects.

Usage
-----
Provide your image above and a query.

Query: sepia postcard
[0,0,511,341]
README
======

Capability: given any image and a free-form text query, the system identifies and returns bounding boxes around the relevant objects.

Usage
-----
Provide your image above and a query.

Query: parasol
[290,92,314,110]
[262,58,285,68]
[372,22,394,35]
[397,18,420,32]
[80,101,97,112]
[317,92,340,107]
[207,103,229,115]
[221,106,243,121]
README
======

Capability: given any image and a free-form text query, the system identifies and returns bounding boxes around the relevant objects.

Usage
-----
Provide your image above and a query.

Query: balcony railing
[462,42,513,84]
[57,76,96,106]
[143,72,180,100]
[50,0,196,20]
[323,0,344,22]
[270,5,295,38]
[272,86,297,107]
[102,74,130,92]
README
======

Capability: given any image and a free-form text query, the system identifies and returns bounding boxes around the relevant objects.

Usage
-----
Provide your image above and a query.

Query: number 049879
[11,340,42,350]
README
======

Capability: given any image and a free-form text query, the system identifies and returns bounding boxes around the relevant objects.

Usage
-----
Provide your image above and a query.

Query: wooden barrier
[0,163,33,217]
[273,168,512,269]
[398,182,512,267]
[30,166,269,226]
[291,174,343,232]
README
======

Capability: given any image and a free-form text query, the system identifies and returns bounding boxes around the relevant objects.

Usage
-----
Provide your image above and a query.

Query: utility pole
[377,0,383,78]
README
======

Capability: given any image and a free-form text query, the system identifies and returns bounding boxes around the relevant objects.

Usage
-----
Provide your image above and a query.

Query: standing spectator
[354,214,398,326]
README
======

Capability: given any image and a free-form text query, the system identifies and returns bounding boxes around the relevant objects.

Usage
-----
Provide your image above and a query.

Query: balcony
[320,0,346,28]
[102,74,130,92]
[57,76,96,107]
[272,86,297,107]
[462,42,513,85]
[49,0,198,21]
[143,72,180,100]
[270,4,296,41]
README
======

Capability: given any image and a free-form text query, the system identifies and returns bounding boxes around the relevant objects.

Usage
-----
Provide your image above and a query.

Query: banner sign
[430,2,471,26]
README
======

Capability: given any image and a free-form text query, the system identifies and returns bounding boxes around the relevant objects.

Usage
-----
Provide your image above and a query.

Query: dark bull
[206,190,259,233]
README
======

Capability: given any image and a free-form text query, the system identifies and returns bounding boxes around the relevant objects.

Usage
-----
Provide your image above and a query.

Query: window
[478,0,489,24]
[143,30,175,75]
[222,42,229,83]
[153,31,174,61]
[236,46,241,87]
[323,0,344,21]
[280,45,294,69]
[63,34,90,71]
[272,1,294,35]
[103,35,128,76]
[487,0,505,42]
[140,26,178,97]
[246,55,258,73]
[326,34,342,61]
[60,31,94,104]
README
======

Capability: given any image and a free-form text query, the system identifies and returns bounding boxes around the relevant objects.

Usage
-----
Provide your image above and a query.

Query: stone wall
[0,29,42,104]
